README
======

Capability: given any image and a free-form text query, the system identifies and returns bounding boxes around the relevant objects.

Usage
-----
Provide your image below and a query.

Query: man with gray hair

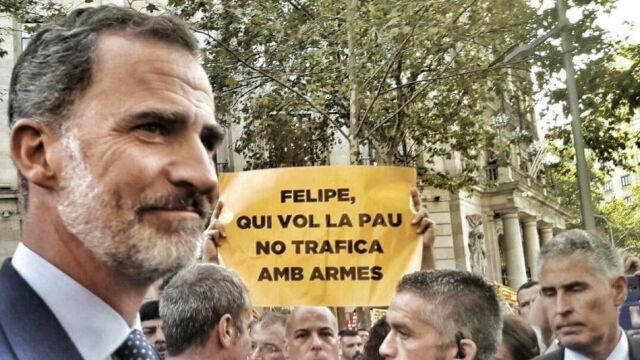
[250,311,287,360]
[534,229,640,359]
[160,264,253,360]
[379,270,501,360]
[0,5,221,359]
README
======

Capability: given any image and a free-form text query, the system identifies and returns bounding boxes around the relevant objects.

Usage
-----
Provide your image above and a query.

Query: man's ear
[10,119,61,190]
[612,275,627,307]
[454,339,477,360]
[216,314,236,349]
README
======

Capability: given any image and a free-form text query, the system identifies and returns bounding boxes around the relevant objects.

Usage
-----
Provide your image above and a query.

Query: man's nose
[556,292,573,315]
[157,326,166,343]
[250,346,262,360]
[166,137,218,195]
[378,333,394,359]
[310,333,323,349]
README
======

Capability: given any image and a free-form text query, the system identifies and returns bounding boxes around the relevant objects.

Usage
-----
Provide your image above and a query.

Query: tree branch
[355,4,431,138]
[194,29,348,140]
[368,66,495,136]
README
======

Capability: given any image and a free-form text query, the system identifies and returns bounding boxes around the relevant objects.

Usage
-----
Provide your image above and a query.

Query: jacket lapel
[629,335,640,360]
[0,259,83,360]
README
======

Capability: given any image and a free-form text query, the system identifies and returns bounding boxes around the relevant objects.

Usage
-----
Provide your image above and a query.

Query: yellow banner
[218,166,422,306]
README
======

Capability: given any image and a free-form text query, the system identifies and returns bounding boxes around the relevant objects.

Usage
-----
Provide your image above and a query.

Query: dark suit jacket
[534,336,640,360]
[0,259,83,360]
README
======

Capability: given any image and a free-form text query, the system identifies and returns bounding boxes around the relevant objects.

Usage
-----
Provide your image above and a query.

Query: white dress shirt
[12,243,141,360]
[565,329,629,360]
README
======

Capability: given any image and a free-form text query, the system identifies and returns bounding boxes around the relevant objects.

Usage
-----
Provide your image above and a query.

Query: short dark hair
[140,300,160,322]
[9,5,199,210]
[517,280,539,300]
[396,270,501,360]
[501,315,540,359]
[339,329,359,338]
[363,316,389,360]
[160,264,249,356]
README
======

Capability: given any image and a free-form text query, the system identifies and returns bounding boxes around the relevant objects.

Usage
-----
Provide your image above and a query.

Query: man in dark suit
[534,229,640,359]
[0,5,221,359]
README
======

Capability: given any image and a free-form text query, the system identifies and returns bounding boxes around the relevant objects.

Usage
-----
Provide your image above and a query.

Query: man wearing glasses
[250,311,287,360]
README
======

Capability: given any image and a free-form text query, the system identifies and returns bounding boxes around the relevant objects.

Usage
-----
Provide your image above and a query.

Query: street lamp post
[556,0,596,231]
[502,0,596,231]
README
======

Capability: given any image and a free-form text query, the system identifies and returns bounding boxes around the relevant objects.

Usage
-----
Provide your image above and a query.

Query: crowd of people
[137,228,638,360]
[0,5,637,360]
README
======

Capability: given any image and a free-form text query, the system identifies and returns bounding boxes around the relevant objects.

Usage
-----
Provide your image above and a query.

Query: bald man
[285,307,339,360]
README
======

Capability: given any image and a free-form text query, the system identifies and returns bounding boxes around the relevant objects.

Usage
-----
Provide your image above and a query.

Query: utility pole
[557,0,596,231]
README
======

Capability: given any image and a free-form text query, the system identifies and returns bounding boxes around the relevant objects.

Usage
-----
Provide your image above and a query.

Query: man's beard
[57,132,209,286]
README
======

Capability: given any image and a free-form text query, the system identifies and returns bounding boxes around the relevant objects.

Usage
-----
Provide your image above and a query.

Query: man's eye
[396,329,410,339]
[568,284,586,292]
[541,289,555,297]
[201,136,216,151]
[136,123,166,135]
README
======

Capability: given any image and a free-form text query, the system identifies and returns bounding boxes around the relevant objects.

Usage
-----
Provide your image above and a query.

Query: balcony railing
[484,164,548,196]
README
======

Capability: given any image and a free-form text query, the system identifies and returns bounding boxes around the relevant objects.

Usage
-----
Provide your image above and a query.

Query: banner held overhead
[218,165,422,306]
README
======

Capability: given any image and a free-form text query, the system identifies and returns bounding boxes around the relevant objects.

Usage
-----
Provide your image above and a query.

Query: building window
[625,196,632,204]
[621,174,631,187]
[604,181,612,192]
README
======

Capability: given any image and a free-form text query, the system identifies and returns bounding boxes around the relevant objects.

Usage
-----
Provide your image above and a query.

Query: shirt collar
[12,243,141,360]
[564,329,629,360]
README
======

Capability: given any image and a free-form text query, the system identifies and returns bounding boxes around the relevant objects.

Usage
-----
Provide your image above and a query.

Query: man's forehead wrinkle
[138,67,213,96]
[93,34,213,100]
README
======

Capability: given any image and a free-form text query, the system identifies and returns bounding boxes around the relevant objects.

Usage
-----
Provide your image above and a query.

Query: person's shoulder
[532,347,564,360]
[629,335,640,360]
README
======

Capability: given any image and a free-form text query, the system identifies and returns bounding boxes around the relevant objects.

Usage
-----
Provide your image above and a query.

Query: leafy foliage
[599,185,640,255]
[167,0,541,190]
[531,1,640,174]
[2,0,637,196]
[544,142,605,223]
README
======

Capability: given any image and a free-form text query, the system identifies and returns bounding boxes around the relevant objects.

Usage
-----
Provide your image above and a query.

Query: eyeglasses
[250,342,282,354]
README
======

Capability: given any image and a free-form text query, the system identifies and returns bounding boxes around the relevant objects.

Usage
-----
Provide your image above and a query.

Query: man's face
[539,255,626,354]
[142,318,166,359]
[56,33,220,285]
[340,335,363,360]
[285,307,339,360]
[231,300,254,360]
[379,292,456,360]
[517,285,540,319]
[357,330,369,344]
[251,324,286,360]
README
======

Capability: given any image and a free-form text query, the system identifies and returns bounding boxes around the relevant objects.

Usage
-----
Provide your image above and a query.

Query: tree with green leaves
[167,0,547,191]
[164,0,640,194]
[2,0,638,196]
[598,185,640,255]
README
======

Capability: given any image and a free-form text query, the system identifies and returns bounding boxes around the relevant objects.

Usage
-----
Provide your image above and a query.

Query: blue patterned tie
[113,329,160,360]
